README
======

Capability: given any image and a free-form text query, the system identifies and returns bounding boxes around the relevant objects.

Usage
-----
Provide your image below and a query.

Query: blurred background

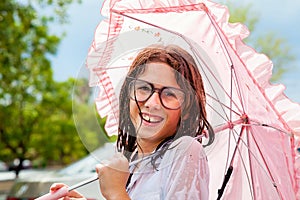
[1,0,299,199]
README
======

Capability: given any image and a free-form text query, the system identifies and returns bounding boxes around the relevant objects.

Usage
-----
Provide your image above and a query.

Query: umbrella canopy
[84,0,300,199]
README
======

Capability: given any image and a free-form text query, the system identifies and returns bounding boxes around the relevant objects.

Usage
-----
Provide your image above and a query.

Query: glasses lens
[129,79,185,110]
[130,80,152,102]
[161,88,185,109]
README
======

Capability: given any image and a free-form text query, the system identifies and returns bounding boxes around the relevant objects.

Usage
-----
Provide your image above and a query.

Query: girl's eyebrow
[136,78,182,90]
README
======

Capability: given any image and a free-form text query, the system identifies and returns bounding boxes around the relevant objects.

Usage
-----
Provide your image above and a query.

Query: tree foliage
[0,0,88,171]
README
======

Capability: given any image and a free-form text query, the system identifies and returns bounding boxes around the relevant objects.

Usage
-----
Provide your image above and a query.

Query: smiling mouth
[141,113,163,123]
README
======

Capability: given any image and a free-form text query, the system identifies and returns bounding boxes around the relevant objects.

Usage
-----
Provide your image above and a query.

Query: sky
[49,0,300,103]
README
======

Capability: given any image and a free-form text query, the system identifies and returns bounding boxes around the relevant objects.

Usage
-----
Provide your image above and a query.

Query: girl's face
[129,62,182,153]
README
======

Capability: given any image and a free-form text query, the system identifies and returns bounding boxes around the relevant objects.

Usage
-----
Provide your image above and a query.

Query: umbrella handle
[217,166,233,200]
[34,187,68,200]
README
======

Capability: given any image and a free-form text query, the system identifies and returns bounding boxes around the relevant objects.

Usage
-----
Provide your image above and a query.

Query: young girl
[51,44,214,199]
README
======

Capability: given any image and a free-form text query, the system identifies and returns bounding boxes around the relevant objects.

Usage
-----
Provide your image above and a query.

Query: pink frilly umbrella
[84,0,300,199]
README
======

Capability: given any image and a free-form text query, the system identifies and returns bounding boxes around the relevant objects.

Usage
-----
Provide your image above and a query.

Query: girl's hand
[96,153,130,200]
[50,183,86,200]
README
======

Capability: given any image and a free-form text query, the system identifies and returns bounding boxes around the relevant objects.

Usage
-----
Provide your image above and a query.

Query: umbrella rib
[205,11,235,119]
[191,49,231,121]
[205,101,229,122]
[205,10,246,115]
[231,68,245,113]
[247,126,284,199]
[232,124,282,184]
[206,94,240,116]
[188,43,237,118]
[188,40,245,116]
[232,127,255,199]
[247,119,292,137]
[234,123,285,199]
[217,126,246,199]
[245,128,256,199]
[217,120,286,199]
[199,56,244,115]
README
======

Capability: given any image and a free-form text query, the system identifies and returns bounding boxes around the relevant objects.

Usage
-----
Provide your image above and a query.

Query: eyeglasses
[128,77,185,110]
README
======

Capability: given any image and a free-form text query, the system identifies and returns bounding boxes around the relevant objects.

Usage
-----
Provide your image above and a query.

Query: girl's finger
[36,186,68,200]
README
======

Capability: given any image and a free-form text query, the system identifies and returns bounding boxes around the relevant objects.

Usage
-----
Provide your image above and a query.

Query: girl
[51,44,214,199]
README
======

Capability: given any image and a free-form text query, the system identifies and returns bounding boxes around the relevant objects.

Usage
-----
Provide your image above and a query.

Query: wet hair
[116,44,214,161]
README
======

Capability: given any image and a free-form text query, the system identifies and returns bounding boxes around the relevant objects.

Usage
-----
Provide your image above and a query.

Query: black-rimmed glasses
[128,77,185,110]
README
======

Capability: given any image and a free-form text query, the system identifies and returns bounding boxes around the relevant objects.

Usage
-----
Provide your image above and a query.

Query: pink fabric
[86,0,300,199]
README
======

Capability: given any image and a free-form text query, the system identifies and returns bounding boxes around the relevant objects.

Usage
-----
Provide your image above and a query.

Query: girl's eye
[137,85,152,92]
[163,89,177,98]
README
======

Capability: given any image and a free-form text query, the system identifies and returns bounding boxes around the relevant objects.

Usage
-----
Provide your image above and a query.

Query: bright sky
[49,0,300,103]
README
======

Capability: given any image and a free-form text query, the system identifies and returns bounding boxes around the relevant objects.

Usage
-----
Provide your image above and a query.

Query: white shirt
[127,136,209,200]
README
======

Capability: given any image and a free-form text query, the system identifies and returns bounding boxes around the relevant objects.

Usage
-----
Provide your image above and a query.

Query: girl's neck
[136,135,174,158]
[136,138,160,155]
[137,145,155,158]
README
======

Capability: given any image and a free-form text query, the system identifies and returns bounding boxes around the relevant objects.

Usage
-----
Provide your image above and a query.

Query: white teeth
[144,115,151,122]
[142,113,163,123]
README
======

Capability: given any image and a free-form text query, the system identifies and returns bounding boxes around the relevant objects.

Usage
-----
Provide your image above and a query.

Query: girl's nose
[144,92,161,109]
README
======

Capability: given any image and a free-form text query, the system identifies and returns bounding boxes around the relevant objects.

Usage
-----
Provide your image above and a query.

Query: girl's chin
[137,129,163,140]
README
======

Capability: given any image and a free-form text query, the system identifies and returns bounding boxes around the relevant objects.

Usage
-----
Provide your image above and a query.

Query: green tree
[218,0,295,82]
[29,79,88,166]
[0,0,86,174]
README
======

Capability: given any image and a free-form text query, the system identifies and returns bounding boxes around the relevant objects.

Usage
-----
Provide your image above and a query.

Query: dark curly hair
[116,44,214,162]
